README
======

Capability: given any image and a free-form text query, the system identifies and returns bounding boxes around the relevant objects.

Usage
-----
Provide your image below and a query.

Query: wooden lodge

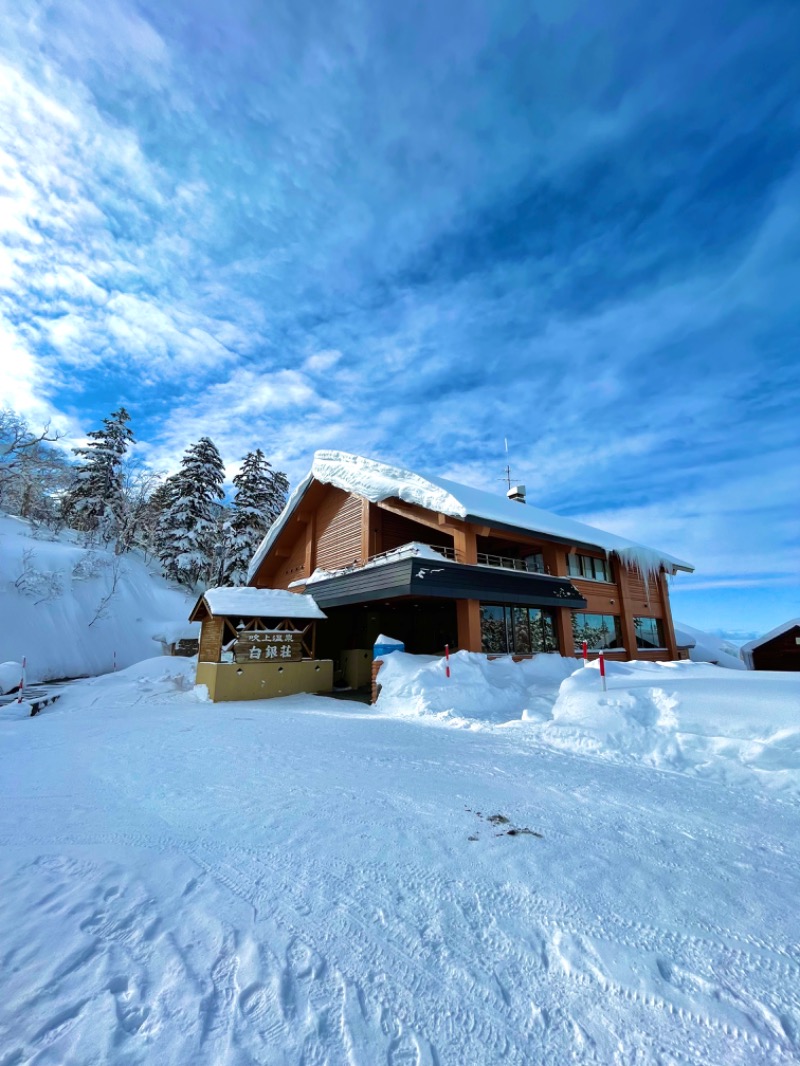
[246,451,694,687]
[189,586,332,701]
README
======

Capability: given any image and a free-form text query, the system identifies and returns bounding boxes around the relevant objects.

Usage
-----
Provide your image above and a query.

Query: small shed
[189,587,332,701]
[741,619,800,672]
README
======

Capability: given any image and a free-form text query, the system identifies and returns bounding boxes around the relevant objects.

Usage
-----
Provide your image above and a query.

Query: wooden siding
[315,487,365,572]
[623,567,665,615]
[272,535,308,590]
[569,578,621,615]
[753,626,800,671]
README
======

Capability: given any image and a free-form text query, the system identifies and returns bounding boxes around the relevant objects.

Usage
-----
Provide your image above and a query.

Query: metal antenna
[499,437,512,490]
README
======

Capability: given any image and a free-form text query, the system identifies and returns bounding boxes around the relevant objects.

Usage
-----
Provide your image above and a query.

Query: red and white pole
[445,643,451,679]
[113,649,117,672]
[16,656,26,704]
[582,640,588,666]
[599,650,607,692]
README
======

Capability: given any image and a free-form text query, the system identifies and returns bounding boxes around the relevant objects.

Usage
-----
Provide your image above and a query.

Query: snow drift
[375,651,800,792]
[376,650,578,725]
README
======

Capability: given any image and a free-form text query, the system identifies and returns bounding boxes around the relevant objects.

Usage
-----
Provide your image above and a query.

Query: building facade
[248,452,693,670]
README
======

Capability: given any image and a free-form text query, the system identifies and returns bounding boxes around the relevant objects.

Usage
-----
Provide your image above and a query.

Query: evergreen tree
[223,449,285,585]
[159,437,225,588]
[64,408,134,543]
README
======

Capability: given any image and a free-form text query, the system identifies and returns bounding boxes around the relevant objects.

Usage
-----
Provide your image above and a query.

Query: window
[634,617,665,649]
[480,604,560,654]
[524,552,546,574]
[567,553,610,582]
[571,613,623,650]
[480,605,507,654]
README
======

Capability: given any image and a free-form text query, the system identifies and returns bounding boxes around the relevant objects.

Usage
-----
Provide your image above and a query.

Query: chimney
[507,484,526,504]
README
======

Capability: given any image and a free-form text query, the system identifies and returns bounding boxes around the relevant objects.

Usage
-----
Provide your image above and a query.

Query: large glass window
[567,553,610,582]
[481,605,560,654]
[512,607,532,654]
[571,612,623,650]
[530,609,558,653]
[480,605,508,654]
[634,617,665,649]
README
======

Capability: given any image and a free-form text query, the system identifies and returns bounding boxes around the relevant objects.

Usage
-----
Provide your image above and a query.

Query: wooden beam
[451,526,478,565]
[375,498,452,534]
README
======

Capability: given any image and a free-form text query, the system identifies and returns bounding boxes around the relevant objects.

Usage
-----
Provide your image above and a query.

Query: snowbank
[376,650,575,726]
[539,659,800,791]
[375,651,800,792]
[0,513,195,682]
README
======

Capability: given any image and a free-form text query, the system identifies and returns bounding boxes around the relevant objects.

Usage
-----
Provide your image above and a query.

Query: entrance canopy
[302,555,587,611]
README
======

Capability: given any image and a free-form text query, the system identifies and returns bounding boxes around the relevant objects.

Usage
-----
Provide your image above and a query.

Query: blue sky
[0,0,798,636]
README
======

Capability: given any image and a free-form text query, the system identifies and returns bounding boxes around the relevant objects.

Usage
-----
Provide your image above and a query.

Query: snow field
[0,657,798,1064]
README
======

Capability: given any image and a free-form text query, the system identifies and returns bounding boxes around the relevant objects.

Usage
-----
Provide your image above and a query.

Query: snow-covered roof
[673,626,698,649]
[248,451,693,581]
[195,587,327,620]
[287,541,454,588]
[151,622,201,645]
[741,618,800,668]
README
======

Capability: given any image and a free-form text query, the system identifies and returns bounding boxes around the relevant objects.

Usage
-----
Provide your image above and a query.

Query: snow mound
[541,659,800,791]
[0,661,22,694]
[375,650,575,726]
[375,652,800,792]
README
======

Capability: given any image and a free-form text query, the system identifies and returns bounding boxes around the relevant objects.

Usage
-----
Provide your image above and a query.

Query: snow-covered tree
[63,408,134,544]
[0,409,69,523]
[223,449,288,585]
[157,437,226,588]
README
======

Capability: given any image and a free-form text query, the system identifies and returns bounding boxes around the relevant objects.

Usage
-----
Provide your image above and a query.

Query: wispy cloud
[0,0,797,631]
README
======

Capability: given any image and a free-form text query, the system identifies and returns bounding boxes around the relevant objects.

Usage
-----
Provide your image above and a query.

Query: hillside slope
[0,513,195,682]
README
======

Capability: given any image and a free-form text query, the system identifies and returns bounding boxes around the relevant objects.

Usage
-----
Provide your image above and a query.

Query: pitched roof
[191,586,327,621]
[248,450,694,581]
[741,618,800,668]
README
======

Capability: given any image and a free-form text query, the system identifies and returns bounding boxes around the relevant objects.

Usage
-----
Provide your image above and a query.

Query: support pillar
[450,524,478,565]
[542,542,576,658]
[456,599,482,652]
[616,563,638,661]
[658,571,678,660]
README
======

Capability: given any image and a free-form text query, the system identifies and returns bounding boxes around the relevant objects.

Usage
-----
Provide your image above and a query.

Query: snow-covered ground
[0,513,195,681]
[1,655,798,1064]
